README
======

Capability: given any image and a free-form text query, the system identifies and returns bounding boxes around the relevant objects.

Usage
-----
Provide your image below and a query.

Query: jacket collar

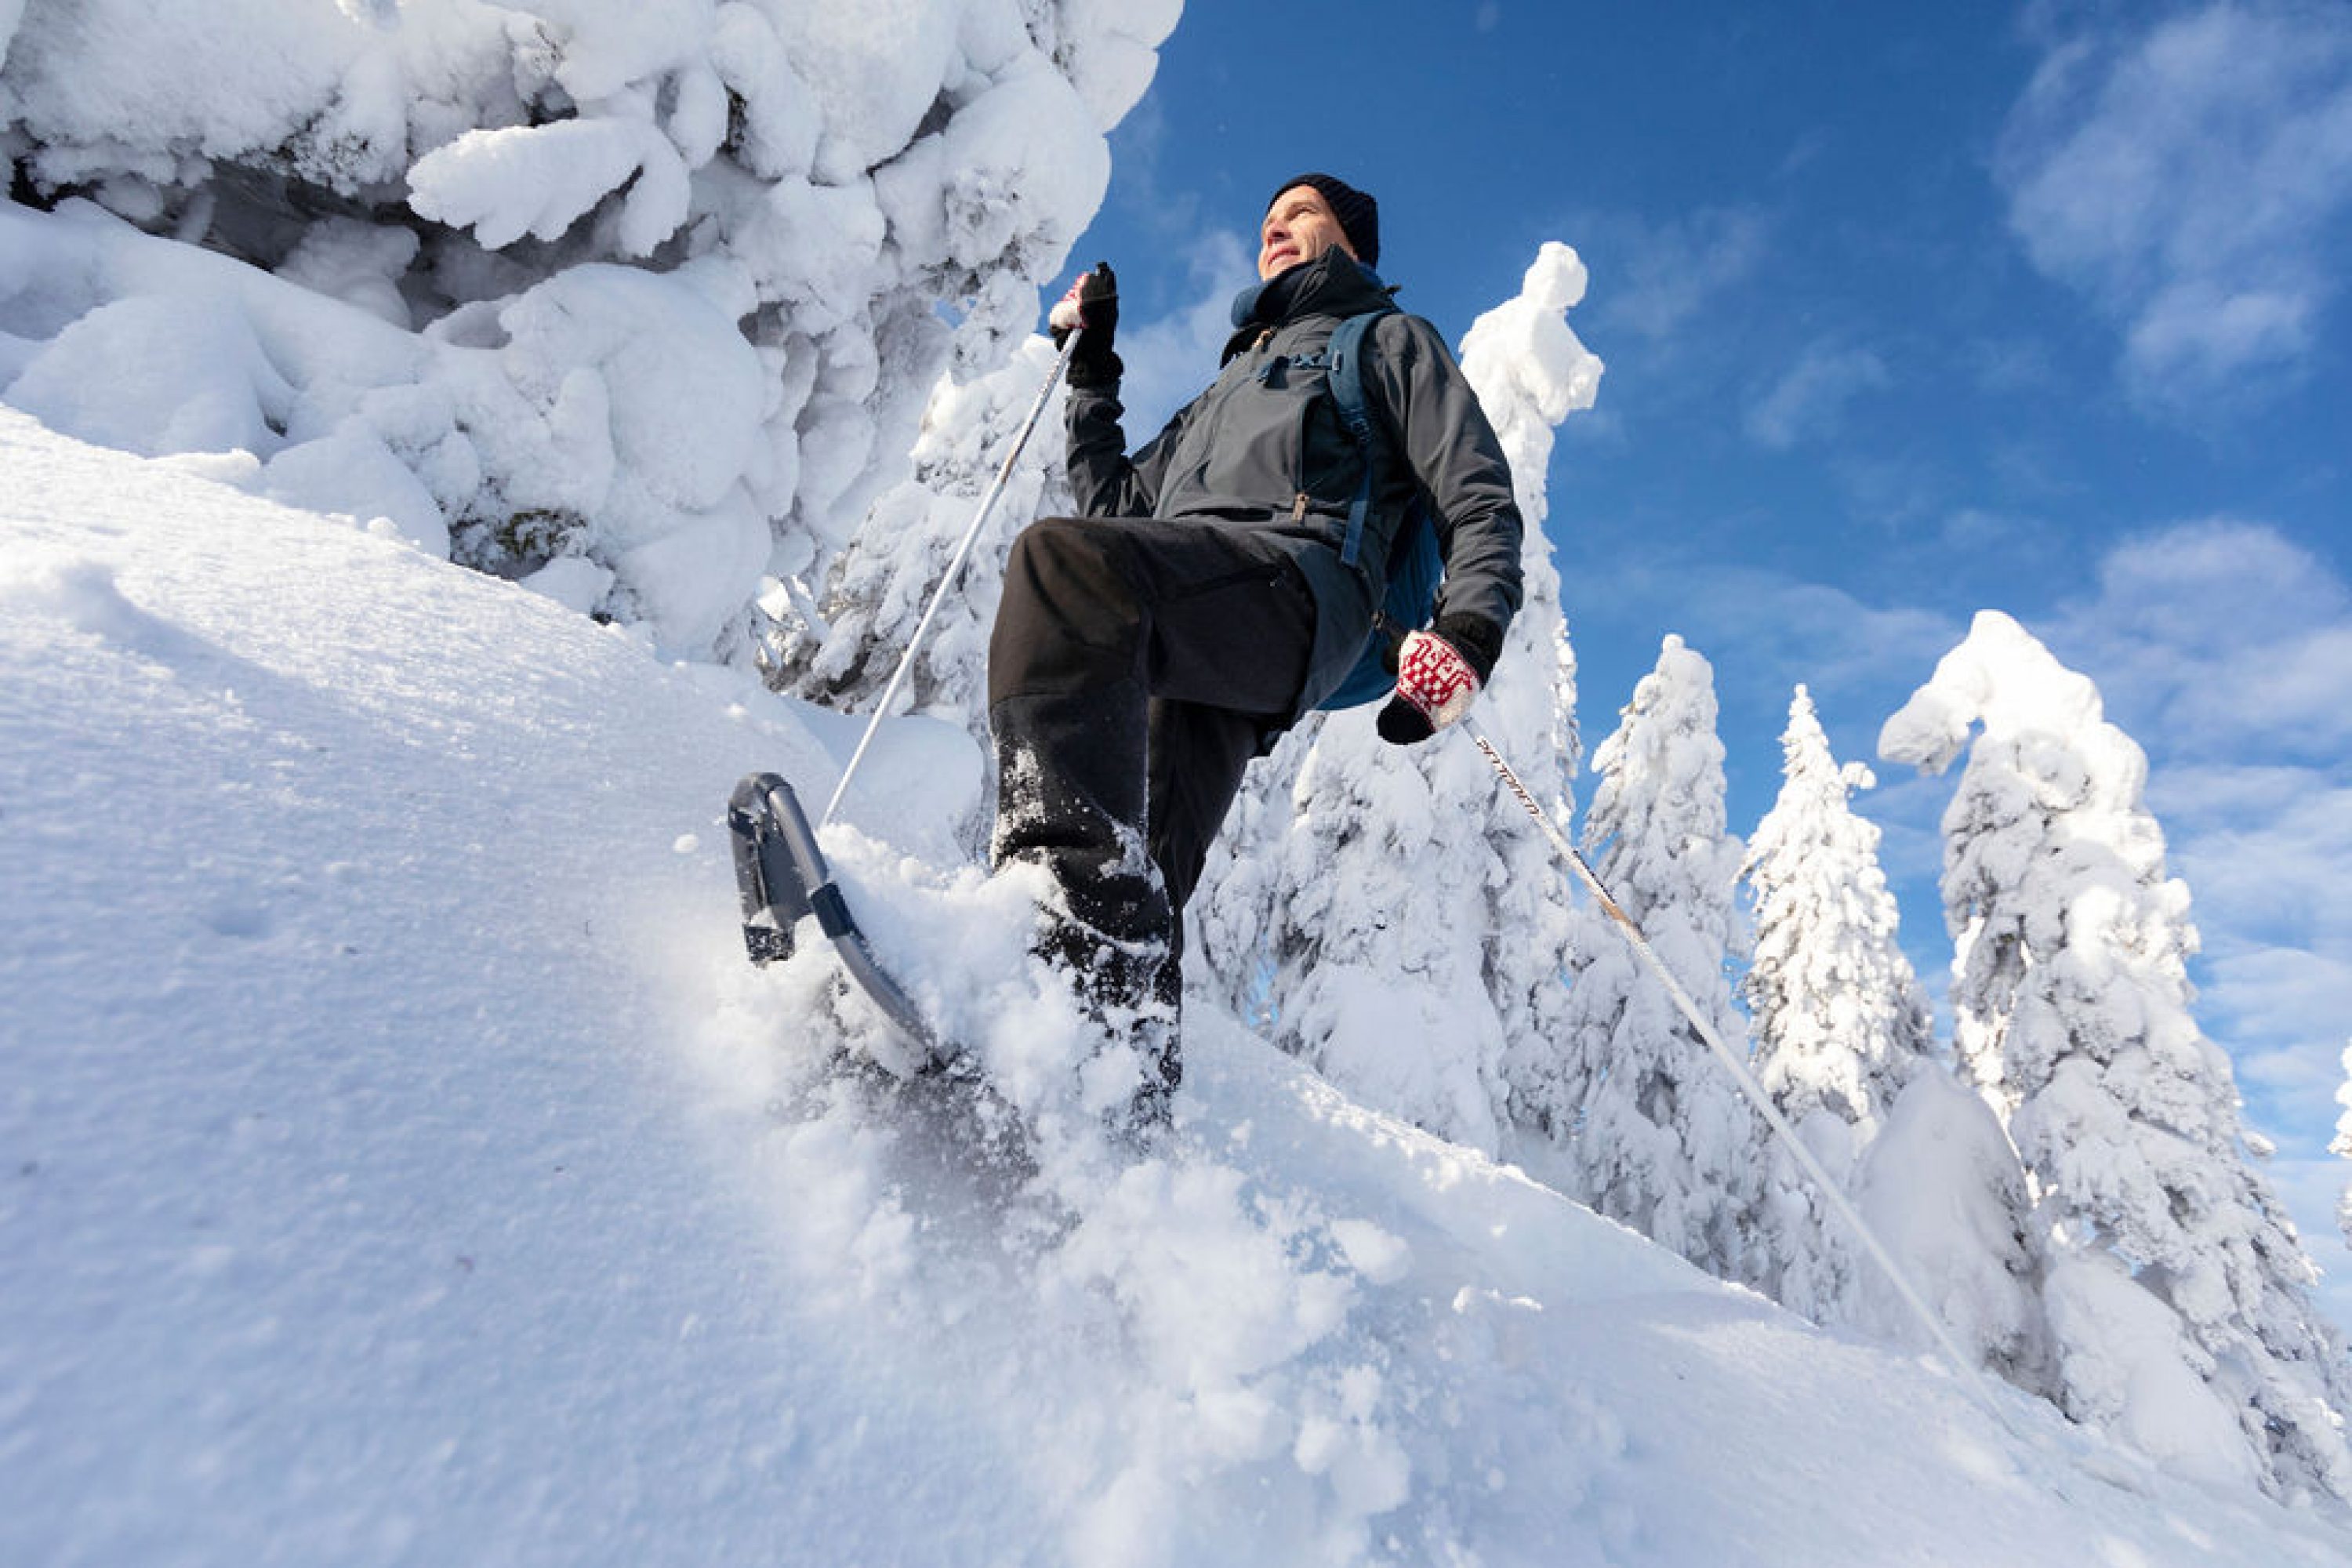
[1222,250,1396,361]
[1229,249,1394,331]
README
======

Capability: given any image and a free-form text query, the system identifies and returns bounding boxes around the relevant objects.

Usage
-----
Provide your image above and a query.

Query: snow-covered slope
[6,408,2348,1566]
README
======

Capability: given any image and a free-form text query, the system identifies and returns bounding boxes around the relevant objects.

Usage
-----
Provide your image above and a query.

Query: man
[987,172,1525,1122]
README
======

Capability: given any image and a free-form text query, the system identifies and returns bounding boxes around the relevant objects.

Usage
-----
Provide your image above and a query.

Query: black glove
[1377,613,1503,746]
[1049,262,1121,387]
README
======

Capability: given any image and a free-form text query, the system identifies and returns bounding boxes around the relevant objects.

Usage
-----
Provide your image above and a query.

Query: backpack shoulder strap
[1324,308,1395,569]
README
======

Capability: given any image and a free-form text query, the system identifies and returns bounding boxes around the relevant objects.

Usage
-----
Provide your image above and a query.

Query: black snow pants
[986,514,1318,1095]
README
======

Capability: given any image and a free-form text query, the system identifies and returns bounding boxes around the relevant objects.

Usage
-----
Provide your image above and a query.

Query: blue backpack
[1316,308,1445,711]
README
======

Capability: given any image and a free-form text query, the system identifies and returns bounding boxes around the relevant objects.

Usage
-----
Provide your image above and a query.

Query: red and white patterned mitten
[1377,629,1483,744]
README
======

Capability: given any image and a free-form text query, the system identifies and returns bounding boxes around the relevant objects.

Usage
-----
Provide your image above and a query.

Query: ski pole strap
[1361,610,1413,684]
[808,881,855,941]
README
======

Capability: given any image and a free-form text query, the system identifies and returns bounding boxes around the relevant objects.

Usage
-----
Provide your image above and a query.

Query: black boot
[1029,908,1180,1132]
[992,685,1181,1128]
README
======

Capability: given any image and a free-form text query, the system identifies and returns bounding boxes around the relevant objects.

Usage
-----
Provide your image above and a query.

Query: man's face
[1258,185,1356,281]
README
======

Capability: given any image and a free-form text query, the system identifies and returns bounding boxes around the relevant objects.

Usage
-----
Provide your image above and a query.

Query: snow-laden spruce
[2336,1040,2352,1250]
[0,0,1177,659]
[1742,685,1931,1140]
[1191,241,1601,1153]
[1738,685,2053,1372]
[1457,244,1606,1157]
[1739,685,1936,1320]
[1530,634,1772,1292]
[1882,608,2352,1503]
[1849,1063,2055,1390]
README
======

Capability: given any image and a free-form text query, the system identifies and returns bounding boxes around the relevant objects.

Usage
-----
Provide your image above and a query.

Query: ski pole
[819,328,1082,829]
[1454,714,2029,1439]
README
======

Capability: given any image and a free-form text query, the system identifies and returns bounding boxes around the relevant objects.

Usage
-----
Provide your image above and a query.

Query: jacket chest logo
[1253,348,1330,390]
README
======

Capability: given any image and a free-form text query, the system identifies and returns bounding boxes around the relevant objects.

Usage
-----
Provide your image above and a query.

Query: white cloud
[1589,205,1770,344]
[2030,521,2352,1166]
[2165,774,2352,1053]
[1095,92,1204,248]
[1602,557,1962,716]
[2219,949,2352,1091]
[2053,518,2352,757]
[1105,227,1251,438]
[2262,1153,2352,1334]
[1939,506,2042,554]
[2125,279,2314,393]
[1994,2,2352,412]
[1961,336,2056,396]
[1742,342,1889,451]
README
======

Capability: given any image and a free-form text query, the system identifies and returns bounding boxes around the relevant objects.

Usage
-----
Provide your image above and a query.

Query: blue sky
[1063,2,2352,1307]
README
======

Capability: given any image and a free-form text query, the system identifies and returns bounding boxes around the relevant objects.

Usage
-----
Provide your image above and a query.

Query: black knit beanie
[1266,172,1379,268]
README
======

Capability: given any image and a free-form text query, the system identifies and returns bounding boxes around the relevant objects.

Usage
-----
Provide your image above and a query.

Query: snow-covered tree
[1851,1069,2053,1392]
[768,336,1074,725]
[1881,608,2352,1502]
[1457,244,1602,1152]
[758,334,1080,855]
[1743,684,1931,1137]
[1190,243,1601,1152]
[0,0,1178,660]
[2332,1040,2352,1250]
[1739,685,1935,1319]
[1744,684,2046,1359]
[1541,635,1769,1289]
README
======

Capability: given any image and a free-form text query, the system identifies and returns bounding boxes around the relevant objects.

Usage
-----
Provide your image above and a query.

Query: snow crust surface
[9,411,2352,1565]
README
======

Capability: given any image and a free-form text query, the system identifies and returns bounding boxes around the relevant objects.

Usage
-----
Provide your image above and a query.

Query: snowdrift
[7,410,2350,1565]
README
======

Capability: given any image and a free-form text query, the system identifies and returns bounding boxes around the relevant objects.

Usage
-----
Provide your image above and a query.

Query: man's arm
[1370,313,1525,652]
[1065,378,1189,520]
[1052,260,1190,521]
